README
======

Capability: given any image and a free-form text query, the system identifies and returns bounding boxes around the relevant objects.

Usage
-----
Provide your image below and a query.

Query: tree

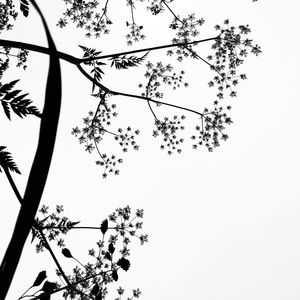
[0,0,260,299]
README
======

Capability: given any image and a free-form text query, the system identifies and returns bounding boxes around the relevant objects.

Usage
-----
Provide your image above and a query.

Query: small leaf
[0,146,21,174]
[104,251,112,261]
[42,281,57,293]
[91,284,99,295]
[112,269,118,281]
[20,0,30,17]
[100,219,108,235]
[33,271,47,287]
[37,292,50,300]
[108,242,115,254]
[31,227,37,243]
[61,248,72,258]
[0,80,19,95]
[95,290,102,300]
[1,101,11,120]
[3,89,21,100]
[117,257,130,271]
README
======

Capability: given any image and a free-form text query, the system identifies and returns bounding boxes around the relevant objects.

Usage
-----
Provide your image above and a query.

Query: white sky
[1,0,300,300]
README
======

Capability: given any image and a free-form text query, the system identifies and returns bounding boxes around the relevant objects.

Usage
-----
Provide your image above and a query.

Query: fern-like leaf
[0,80,19,96]
[0,146,21,174]
[1,101,10,120]
[0,80,41,119]
[110,52,148,70]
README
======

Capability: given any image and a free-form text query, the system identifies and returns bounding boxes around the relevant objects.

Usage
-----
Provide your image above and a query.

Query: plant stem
[0,0,62,298]
[79,36,219,63]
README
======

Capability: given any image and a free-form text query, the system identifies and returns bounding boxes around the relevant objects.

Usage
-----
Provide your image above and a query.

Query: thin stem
[30,269,115,300]
[0,35,218,66]
[130,1,135,24]
[145,74,159,121]
[79,36,218,63]
[162,0,180,22]
[41,226,116,230]
[2,167,74,293]
[161,0,218,70]
[115,91,205,118]
[76,64,206,119]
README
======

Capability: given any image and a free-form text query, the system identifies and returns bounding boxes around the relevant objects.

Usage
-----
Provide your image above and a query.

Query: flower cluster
[191,104,232,152]
[114,127,140,152]
[146,0,169,15]
[116,287,142,300]
[72,104,140,178]
[125,22,145,46]
[167,14,205,61]
[33,205,80,252]
[58,0,113,38]
[207,19,262,99]
[0,47,29,80]
[153,115,185,155]
[24,206,147,300]
[0,0,17,33]
[60,206,147,300]
[139,61,188,98]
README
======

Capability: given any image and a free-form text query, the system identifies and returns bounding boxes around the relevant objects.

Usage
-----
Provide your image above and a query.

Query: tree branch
[77,64,205,119]
[0,35,218,65]
[0,39,78,64]
[0,0,62,298]
[79,36,219,63]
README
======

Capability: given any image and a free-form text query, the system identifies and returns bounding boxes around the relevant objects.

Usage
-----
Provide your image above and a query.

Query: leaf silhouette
[61,248,72,258]
[0,146,21,174]
[117,257,130,271]
[1,101,10,119]
[41,281,57,293]
[33,270,47,287]
[91,284,99,295]
[104,251,112,261]
[108,242,115,254]
[112,269,118,281]
[37,293,50,300]
[110,52,148,70]
[0,80,41,120]
[95,290,102,300]
[0,80,19,95]
[20,0,30,17]
[100,219,108,235]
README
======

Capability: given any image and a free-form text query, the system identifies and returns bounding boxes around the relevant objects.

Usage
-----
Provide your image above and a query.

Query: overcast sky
[1,0,300,300]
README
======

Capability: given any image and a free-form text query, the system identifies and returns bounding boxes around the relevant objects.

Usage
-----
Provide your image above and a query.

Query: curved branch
[79,36,219,63]
[0,0,62,298]
[77,64,205,118]
[0,39,78,64]
[3,167,73,293]
[0,35,218,66]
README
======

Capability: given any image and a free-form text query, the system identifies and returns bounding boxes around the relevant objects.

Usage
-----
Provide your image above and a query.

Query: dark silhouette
[0,0,260,299]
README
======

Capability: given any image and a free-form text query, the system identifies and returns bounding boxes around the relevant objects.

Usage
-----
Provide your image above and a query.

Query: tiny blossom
[168,13,205,61]
[207,20,261,99]
[153,115,185,155]
[133,288,142,298]
[117,287,125,295]
[139,62,188,98]
[58,0,113,38]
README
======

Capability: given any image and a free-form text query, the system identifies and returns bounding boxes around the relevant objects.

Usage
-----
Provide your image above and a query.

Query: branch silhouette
[0,0,62,298]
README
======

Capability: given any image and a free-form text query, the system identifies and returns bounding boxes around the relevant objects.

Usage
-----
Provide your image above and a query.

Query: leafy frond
[0,146,21,174]
[0,80,41,120]
[110,52,148,70]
